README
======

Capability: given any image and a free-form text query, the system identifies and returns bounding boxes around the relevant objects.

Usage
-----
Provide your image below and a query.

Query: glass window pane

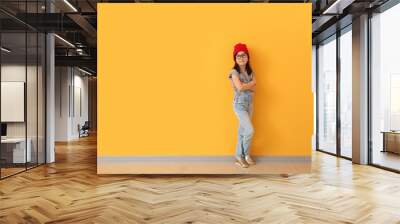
[340,28,352,158]
[371,3,400,171]
[318,36,337,154]
[1,30,27,177]
[0,1,46,179]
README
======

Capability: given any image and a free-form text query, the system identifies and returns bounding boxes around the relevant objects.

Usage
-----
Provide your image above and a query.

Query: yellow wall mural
[97,3,312,174]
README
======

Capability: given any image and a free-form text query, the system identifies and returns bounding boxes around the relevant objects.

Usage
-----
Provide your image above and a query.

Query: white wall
[72,72,89,138]
[1,65,38,138]
[55,66,69,141]
[55,67,89,141]
[1,66,26,135]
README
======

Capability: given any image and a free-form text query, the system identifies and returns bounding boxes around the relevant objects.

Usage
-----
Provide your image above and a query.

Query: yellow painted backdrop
[98,3,312,157]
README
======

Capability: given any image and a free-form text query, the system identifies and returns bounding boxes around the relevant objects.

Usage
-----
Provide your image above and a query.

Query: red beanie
[233,43,249,60]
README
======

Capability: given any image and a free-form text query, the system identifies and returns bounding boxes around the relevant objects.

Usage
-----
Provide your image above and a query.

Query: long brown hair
[232,53,253,76]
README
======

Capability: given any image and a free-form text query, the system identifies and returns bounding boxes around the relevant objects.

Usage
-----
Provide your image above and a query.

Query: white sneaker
[245,155,256,165]
[235,156,249,168]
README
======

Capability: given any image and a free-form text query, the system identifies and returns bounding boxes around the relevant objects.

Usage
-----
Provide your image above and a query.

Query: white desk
[1,138,31,163]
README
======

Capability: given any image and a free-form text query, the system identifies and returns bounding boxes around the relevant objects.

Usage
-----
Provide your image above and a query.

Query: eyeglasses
[236,53,248,59]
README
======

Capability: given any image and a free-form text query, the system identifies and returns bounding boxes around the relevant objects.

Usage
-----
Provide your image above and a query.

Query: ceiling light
[63,0,78,12]
[54,34,75,48]
[322,0,354,15]
[78,67,93,76]
[1,47,11,53]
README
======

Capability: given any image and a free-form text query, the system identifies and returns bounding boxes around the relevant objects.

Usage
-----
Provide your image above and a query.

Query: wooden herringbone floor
[1,134,400,224]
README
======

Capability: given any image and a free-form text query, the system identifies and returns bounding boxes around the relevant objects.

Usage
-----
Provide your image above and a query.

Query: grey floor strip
[98,156,311,163]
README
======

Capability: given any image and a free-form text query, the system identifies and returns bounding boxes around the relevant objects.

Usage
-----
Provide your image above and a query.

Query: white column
[46,1,55,163]
[352,14,369,164]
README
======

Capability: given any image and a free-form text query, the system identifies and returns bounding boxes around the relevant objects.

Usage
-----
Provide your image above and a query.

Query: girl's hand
[250,85,256,92]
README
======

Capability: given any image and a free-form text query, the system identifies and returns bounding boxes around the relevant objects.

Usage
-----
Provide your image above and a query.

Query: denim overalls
[228,69,255,157]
